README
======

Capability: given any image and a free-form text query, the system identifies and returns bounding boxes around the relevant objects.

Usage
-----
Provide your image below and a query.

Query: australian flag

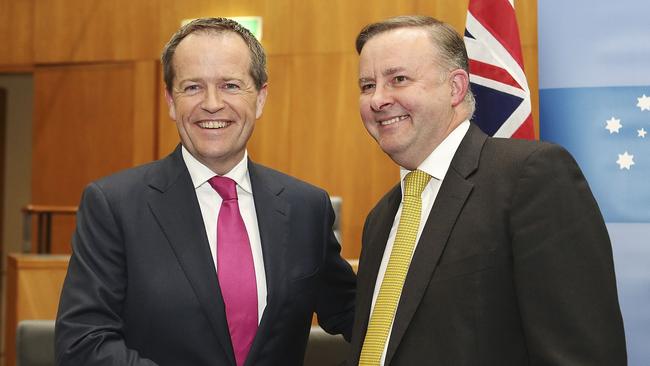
[464,0,534,139]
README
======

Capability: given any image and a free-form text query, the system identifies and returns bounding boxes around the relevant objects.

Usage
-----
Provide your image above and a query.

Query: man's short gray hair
[356,15,475,116]
[161,17,268,92]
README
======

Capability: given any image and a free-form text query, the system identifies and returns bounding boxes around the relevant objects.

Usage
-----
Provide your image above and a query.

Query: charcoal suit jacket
[56,145,356,366]
[349,124,626,365]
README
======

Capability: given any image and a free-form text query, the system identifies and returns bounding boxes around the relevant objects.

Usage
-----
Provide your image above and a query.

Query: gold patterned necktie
[359,169,432,366]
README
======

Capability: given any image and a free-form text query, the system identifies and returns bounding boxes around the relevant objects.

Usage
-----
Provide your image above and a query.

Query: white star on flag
[637,94,650,111]
[616,151,635,170]
[639,128,648,138]
[605,117,622,133]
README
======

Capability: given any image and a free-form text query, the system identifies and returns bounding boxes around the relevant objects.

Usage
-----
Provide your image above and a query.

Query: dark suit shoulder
[477,137,579,178]
[83,148,185,208]
[88,159,160,199]
[250,162,330,199]
[93,160,157,189]
[482,137,560,163]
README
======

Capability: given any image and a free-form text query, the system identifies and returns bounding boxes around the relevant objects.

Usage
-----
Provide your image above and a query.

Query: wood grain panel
[158,0,293,56]
[289,53,397,259]
[33,0,159,63]
[247,55,292,171]
[4,254,69,366]
[0,0,33,66]
[32,63,153,253]
[132,61,158,165]
[156,60,180,158]
[292,0,469,54]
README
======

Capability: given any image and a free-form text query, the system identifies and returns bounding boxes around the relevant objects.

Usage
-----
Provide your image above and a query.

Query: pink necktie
[209,176,258,366]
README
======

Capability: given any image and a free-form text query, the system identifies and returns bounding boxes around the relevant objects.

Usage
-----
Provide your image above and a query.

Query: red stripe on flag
[469,0,524,68]
[511,114,535,139]
[469,59,522,89]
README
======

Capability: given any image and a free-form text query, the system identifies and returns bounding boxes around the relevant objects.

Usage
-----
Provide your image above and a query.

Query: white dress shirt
[369,120,470,365]
[182,147,267,322]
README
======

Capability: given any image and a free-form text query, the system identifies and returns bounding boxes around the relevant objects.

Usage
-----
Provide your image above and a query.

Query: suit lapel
[384,125,487,364]
[146,146,235,365]
[243,161,290,366]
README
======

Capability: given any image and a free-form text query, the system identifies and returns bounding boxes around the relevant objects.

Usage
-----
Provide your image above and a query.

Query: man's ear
[255,83,268,119]
[449,69,470,107]
[164,89,177,121]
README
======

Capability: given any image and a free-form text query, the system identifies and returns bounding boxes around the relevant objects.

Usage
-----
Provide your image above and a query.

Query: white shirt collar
[399,120,470,183]
[181,146,252,194]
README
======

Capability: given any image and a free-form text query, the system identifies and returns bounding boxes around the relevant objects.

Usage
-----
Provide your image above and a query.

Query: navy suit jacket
[55,146,356,366]
[349,124,626,365]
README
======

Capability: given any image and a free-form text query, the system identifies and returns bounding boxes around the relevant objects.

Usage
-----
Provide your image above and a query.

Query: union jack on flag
[464,0,535,139]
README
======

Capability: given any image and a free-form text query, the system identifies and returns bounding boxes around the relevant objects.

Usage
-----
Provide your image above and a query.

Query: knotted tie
[209,176,257,366]
[359,169,431,365]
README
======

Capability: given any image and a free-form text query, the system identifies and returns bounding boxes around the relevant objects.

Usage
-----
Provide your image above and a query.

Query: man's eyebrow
[382,67,406,77]
[358,67,407,85]
[176,78,202,85]
[358,77,374,85]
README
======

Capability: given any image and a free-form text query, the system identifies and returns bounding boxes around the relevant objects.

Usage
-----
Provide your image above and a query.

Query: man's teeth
[198,121,229,129]
[380,115,408,126]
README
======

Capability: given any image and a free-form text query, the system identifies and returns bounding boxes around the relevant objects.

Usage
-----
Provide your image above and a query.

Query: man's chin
[378,139,405,156]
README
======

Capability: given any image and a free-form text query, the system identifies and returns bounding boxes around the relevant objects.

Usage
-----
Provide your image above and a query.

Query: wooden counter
[4,254,69,366]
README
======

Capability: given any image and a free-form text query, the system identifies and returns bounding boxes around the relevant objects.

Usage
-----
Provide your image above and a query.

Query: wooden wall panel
[32,62,156,253]
[156,62,179,159]
[292,0,469,54]
[0,0,33,66]
[132,61,158,165]
[158,0,293,56]
[33,0,159,63]
[247,55,292,170]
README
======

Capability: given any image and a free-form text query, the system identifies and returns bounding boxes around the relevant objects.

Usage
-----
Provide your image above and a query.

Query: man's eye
[360,83,375,92]
[394,75,407,83]
[183,85,200,93]
[224,83,240,90]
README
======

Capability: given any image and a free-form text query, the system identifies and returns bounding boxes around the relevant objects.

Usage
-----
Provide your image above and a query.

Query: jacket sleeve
[55,183,159,366]
[314,191,357,341]
[510,143,627,365]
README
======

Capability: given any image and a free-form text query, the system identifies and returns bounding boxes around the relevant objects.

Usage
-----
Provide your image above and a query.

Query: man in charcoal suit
[348,15,626,365]
[55,17,356,366]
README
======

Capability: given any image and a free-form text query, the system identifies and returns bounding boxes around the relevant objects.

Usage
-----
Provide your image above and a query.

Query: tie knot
[209,176,238,200]
[403,170,431,197]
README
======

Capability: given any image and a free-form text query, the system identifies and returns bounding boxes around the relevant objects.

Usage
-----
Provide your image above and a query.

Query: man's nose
[201,86,225,113]
[370,85,394,112]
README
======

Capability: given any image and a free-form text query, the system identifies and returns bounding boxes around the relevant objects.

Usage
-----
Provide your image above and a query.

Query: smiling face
[358,27,468,169]
[165,31,267,175]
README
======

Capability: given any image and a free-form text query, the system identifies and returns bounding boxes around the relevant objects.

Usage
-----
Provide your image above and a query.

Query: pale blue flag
[539,1,650,364]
